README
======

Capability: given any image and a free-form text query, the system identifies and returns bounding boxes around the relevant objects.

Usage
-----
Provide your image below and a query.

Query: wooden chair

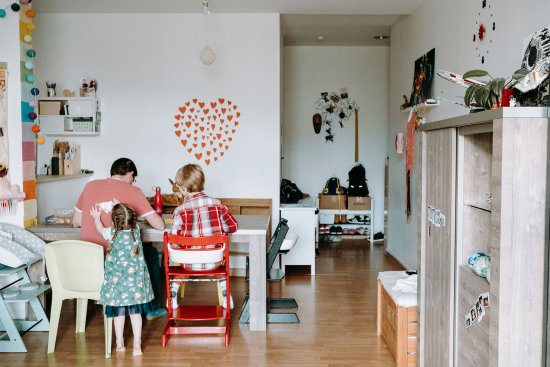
[162,233,230,347]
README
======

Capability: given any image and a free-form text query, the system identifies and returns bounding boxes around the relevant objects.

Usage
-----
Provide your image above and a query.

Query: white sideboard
[280,199,317,275]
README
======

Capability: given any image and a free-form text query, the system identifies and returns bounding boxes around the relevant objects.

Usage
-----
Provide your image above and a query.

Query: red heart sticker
[174,98,240,165]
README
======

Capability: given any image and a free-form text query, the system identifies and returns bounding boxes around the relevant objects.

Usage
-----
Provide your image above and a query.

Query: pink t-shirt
[74,178,155,248]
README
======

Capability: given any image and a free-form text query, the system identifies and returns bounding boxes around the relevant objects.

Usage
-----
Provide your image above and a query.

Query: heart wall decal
[173,98,241,166]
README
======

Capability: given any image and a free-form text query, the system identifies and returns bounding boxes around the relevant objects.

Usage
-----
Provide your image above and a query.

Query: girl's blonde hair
[107,203,140,255]
[175,164,204,193]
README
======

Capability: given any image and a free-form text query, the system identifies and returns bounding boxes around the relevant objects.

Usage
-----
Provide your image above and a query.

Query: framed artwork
[409,48,435,107]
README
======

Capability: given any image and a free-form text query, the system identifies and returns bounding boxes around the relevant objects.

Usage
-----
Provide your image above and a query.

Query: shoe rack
[318,201,374,242]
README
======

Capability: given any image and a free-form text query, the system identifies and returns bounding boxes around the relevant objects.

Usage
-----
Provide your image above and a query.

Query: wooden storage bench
[377,271,417,367]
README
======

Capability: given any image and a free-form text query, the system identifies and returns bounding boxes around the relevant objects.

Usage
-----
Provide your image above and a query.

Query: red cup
[500,89,514,107]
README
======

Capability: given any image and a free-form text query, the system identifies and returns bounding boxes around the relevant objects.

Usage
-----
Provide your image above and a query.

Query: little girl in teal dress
[90,202,155,356]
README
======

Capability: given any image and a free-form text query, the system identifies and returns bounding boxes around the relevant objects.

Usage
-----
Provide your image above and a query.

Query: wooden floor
[4,238,404,366]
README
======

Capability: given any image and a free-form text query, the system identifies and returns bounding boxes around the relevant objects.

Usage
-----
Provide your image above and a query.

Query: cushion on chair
[0,223,45,267]
[280,233,298,251]
[168,243,225,265]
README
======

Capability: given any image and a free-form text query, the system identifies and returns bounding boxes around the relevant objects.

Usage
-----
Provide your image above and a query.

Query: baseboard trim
[385,248,414,270]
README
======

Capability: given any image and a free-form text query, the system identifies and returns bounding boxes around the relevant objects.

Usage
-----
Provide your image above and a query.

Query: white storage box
[38,116,63,133]
[67,100,94,116]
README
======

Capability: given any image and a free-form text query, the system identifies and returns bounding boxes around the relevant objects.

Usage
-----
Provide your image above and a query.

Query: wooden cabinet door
[421,128,456,367]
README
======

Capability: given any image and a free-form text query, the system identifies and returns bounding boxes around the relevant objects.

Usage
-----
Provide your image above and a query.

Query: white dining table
[29,214,271,331]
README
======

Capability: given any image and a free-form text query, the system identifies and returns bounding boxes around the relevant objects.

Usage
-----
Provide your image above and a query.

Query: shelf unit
[418,107,550,367]
[38,97,101,136]
[318,207,373,242]
[0,265,50,352]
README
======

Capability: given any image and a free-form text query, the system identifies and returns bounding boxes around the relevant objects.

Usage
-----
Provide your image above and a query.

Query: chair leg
[47,297,63,353]
[75,298,88,333]
[104,314,112,358]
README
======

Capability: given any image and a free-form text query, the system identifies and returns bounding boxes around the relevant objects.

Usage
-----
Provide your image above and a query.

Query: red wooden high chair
[162,233,230,347]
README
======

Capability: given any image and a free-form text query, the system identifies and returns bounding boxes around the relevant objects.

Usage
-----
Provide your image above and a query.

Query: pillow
[0,223,45,268]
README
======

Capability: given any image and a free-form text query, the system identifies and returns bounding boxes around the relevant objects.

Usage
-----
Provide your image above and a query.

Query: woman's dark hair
[110,158,138,178]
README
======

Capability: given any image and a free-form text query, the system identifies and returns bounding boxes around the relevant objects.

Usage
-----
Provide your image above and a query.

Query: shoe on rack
[330,226,338,234]
[343,228,350,235]
[356,227,365,235]
[219,279,234,309]
[348,228,357,235]
[336,226,343,234]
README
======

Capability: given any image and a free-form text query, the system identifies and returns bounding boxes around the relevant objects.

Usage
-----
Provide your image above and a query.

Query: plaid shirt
[170,192,238,270]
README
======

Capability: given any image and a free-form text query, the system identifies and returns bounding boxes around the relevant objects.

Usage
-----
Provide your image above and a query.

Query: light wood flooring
[5,238,404,366]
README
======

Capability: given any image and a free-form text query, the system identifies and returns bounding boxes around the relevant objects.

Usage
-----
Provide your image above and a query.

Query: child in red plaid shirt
[169,164,238,309]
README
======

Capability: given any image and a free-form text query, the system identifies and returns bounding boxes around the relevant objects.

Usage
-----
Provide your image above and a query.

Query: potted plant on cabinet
[463,68,528,110]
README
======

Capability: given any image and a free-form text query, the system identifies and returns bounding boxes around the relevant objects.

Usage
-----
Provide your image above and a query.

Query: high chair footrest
[266,313,300,324]
[268,268,285,281]
[171,305,227,321]
[268,298,298,309]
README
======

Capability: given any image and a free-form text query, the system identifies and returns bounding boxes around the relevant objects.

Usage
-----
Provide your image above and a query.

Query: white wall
[34,13,281,223]
[0,1,24,226]
[283,46,389,234]
[387,0,550,269]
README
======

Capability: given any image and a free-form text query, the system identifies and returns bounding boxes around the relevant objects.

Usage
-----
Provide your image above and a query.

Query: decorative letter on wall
[173,98,240,166]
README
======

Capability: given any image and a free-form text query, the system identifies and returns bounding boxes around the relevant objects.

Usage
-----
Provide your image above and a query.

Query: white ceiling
[33,0,426,46]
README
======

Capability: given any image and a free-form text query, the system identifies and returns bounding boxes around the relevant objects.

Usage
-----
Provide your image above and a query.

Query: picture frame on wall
[409,48,435,106]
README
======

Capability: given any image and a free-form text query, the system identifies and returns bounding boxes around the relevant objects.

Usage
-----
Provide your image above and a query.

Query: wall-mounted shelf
[37,173,92,183]
[400,100,440,113]
[38,97,101,135]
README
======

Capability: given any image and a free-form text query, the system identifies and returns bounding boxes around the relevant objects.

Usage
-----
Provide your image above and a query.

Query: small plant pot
[500,89,514,107]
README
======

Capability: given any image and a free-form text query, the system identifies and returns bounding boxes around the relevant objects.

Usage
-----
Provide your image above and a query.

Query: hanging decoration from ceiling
[473,0,495,65]
[313,88,357,142]
[173,98,240,166]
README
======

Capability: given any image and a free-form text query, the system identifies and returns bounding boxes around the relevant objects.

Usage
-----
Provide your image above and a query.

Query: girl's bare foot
[133,340,142,356]
[116,338,126,352]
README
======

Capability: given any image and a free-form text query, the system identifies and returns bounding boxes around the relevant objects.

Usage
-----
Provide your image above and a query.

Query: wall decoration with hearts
[173,98,240,166]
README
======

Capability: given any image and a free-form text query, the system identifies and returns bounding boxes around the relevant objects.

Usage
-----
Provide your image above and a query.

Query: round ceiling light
[373,35,390,40]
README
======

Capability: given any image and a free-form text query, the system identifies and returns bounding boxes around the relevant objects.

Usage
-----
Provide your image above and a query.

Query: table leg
[248,233,266,331]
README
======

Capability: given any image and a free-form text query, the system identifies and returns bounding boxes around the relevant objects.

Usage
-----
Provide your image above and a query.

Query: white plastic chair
[45,240,112,357]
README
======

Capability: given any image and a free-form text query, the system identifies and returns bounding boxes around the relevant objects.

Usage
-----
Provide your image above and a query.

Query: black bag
[347,164,369,197]
[323,177,346,195]
[280,179,304,204]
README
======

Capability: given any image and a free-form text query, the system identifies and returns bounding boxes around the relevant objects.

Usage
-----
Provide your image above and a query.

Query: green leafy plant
[463,68,529,110]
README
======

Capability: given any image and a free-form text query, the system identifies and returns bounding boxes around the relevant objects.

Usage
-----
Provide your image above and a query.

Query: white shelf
[42,131,100,137]
[318,209,371,215]
[401,100,440,113]
[37,173,92,183]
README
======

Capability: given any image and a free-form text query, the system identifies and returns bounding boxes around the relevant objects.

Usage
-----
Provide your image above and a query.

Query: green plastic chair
[45,240,112,358]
